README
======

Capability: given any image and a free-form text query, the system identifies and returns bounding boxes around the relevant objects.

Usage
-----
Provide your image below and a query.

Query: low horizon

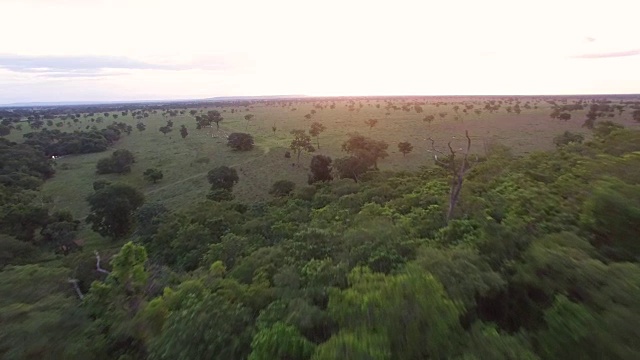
[3,92,640,108]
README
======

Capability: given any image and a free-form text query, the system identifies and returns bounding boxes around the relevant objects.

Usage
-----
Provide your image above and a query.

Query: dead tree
[428,130,475,223]
[95,251,111,274]
[68,252,111,301]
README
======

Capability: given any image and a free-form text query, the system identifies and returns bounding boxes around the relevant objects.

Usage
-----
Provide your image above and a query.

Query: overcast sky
[1,0,638,104]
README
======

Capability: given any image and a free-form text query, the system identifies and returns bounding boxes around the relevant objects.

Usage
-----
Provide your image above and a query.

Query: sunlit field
[27,97,639,223]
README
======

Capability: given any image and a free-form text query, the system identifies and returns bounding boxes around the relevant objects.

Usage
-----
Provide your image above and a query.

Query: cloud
[0,54,176,74]
[0,53,247,80]
[573,48,640,59]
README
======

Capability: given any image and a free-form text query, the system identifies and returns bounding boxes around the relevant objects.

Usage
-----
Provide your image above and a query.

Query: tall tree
[428,131,475,222]
[309,122,326,149]
[180,125,188,139]
[289,129,315,165]
[209,110,224,130]
[244,114,254,130]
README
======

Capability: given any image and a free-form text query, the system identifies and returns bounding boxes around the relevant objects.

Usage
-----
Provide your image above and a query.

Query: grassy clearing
[22,99,638,229]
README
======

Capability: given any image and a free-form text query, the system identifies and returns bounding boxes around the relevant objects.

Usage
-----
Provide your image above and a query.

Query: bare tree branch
[95,251,110,274]
[446,130,474,221]
[68,279,84,300]
[427,137,449,166]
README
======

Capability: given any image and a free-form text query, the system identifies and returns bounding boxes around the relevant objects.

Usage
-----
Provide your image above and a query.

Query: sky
[0,0,639,104]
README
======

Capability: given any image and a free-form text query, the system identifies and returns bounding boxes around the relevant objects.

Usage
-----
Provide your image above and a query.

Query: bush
[207,166,239,191]
[269,180,296,197]
[96,149,135,174]
[227,133,254,151]
[207,188,234,202]
[143,168,164,184]
[553,131,584,147]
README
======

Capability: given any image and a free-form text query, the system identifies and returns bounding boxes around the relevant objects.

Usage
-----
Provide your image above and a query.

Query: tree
[159,126,172,136]
[209,110,224,130]
[269,180,296,197]
[93,179,111,191]
[308,155,333,184]
[334,156,369,183]
[180,125,188,139]
[227,133,254,151]
[558,113,571,121]
[207,188,235,202]
[325,266,463,359]
[553,131,584,147]
[0,125,10,137]
[309,122,326,149]
[207,166,239,191]
[96,149,135,174]
[143,168,164,184]
[289,129,315,165]
[397,141,413,157]
[85,184,144,240]
[249,322,315,360]
[149,292,253,360]
[244,114,254,130]
[423,114,435,126]
[364,118,378,131]
[341,133,389,170]
[30,119,44,129]
[633,109,640,123]
[136,122,146,132]
[428,131,475,222]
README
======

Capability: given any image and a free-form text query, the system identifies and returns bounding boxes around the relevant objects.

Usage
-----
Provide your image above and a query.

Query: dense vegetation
[1,97,640,359]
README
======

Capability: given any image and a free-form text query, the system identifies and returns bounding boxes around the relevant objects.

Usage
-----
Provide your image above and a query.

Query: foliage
[308,155,333,184]
[270,180,296,197]
[397,141,413,156]
[553,131,584,147]
[309,122,326,149]
[290,129,315,165]
[96,149,136,174]
[86,183,145,239]
[249,322,315,360]
[341,133,388,169]
[228,132,254,151]
[22,127,122,156]
[143,168,164,184]
[5,102,640,359]
[207,166,239,191]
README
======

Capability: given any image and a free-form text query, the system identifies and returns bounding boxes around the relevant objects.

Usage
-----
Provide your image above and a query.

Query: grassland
[9,98,638,243]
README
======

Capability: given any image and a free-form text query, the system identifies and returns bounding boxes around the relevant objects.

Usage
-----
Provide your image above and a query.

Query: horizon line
[2,92,640,108]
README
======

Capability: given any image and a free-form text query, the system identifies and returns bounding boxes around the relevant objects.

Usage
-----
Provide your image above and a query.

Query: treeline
[23,123,128,156]
[2,122,640,359]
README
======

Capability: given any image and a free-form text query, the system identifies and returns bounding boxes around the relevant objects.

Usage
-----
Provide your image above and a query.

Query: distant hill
[0,95,308,108]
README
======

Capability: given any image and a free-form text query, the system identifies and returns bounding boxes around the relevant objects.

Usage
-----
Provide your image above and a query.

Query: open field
[6,97,637,225]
